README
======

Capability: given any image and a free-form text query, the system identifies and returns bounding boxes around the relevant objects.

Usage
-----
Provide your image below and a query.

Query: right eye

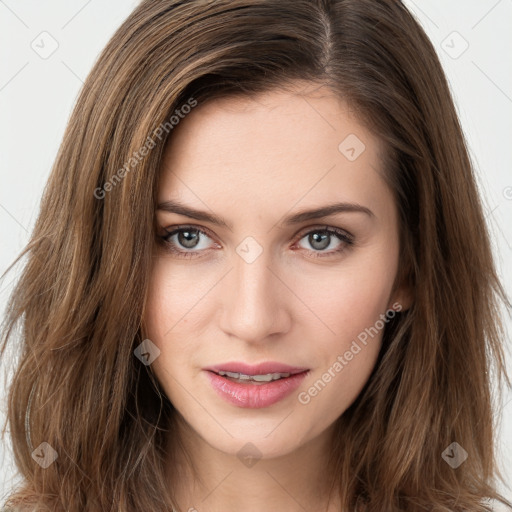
[159,225,219,258]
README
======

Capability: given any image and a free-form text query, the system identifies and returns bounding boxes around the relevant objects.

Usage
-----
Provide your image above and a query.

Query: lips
[203,361,310,408]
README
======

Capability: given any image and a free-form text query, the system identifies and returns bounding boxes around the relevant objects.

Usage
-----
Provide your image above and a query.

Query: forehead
[158,85,389,216]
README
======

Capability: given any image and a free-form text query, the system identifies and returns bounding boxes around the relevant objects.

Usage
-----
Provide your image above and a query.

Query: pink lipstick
[203,361,309,408]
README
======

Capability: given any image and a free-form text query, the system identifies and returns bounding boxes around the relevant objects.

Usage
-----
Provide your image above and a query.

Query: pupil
[178,229,199,249]
[310,231,329,250]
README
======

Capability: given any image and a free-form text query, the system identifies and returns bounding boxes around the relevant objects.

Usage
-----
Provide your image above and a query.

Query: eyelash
[158,224,355,260]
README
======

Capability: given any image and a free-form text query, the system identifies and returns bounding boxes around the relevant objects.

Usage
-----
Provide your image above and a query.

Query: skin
[142,81,411,512]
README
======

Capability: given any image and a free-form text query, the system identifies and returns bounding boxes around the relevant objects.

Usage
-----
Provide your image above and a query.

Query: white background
[1,0,511,506]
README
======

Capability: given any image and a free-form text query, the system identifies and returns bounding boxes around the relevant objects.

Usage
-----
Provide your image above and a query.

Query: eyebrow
[157,199,374,229]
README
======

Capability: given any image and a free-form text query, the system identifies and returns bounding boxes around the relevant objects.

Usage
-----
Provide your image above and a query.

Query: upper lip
[204,362,309,376]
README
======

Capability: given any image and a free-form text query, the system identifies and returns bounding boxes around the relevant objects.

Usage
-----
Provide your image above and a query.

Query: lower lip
[205,370,309,408]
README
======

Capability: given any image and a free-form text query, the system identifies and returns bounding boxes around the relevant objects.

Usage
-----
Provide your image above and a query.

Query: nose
[218,250,291,344]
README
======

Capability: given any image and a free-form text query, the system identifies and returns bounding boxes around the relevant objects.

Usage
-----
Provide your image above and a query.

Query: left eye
[159,225,354,259]
[295,227,353,255]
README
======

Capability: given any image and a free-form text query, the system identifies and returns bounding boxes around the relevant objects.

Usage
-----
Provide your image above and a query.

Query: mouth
[203,362,310,408]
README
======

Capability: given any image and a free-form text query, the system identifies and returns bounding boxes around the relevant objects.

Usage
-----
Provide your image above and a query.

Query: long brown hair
[1,0,511,510]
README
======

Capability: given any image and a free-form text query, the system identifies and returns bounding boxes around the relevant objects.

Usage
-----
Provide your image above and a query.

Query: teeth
[217,371,291,382]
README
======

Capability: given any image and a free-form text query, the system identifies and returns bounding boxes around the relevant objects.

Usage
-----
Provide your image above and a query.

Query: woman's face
[143,83,409,460]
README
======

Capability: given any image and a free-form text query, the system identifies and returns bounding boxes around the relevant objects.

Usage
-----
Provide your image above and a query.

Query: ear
[388,262,414,313]
[388,278,414,313]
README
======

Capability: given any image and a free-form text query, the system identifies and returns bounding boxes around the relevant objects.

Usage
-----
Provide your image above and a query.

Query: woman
[1,0,511,510]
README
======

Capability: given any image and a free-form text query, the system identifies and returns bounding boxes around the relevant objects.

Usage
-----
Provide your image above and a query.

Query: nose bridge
[220,246,288,342]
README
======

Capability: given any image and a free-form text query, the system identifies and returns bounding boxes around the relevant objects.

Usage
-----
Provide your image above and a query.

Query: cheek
[142,269,190,408]
[142,258,222,400]
[143,257,214,340]
[296,271,393,420]
[294,245,398,342]
[142,262,194,377]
